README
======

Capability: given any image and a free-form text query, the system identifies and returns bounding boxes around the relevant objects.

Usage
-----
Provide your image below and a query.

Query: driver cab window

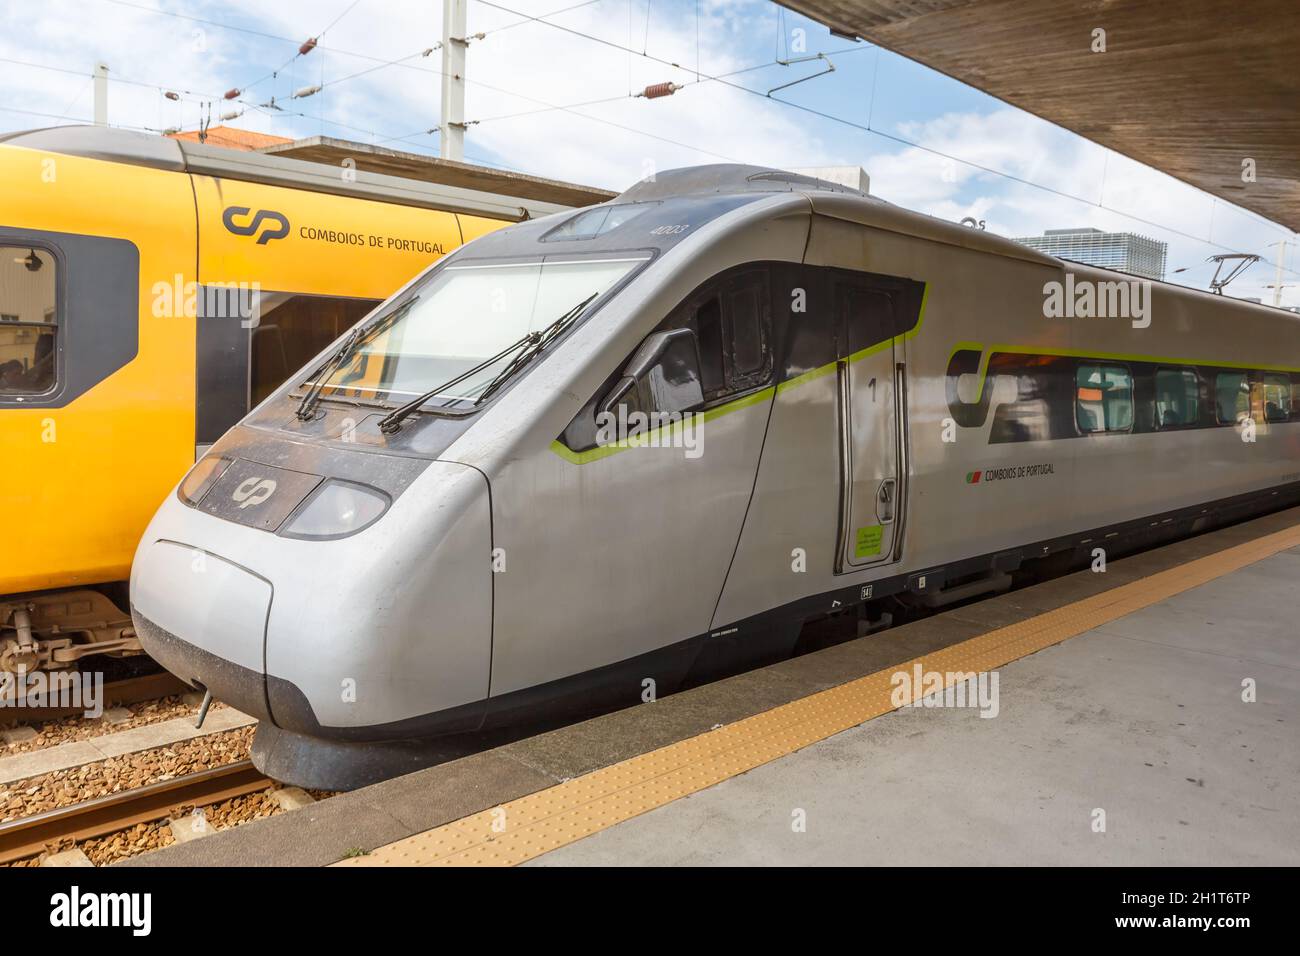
[559,266,776,453]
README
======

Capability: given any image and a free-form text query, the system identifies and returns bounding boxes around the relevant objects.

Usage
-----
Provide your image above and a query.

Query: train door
[835,280,906,571]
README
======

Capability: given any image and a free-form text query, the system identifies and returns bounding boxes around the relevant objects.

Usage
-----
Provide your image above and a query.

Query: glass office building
[1013,227,1168,280]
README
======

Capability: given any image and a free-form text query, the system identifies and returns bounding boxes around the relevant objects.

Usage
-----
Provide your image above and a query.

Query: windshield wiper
[295,328,360,421]
[295,297,417,421]
[377,292,599,434]
[473,292,599,407]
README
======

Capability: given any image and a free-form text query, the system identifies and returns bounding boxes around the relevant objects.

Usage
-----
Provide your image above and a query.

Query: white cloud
[2,0,1295,305]
[867,109,1298,306]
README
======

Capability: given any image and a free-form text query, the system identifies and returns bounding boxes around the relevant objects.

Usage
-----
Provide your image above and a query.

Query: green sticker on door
[854,524,883,558]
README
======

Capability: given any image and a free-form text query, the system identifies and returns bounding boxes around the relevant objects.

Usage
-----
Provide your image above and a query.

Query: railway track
[0,759,269,865]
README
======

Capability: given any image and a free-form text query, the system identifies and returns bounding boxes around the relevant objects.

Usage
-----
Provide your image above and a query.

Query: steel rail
[0,759,269,864]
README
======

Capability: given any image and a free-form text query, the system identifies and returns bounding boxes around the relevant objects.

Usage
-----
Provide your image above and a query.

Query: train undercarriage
[0,588,142,693]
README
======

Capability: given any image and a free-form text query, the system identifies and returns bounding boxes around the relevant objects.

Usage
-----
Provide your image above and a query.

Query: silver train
[131,166,1300,789]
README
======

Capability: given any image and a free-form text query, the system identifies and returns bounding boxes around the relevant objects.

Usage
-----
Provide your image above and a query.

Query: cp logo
[222,206,290,245]
[232,476,277,509]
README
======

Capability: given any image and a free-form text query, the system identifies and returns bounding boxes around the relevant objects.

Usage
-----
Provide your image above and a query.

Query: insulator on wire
[641,82,680,100]
[163,91,180,101]
[219,109,242,122]
[293,84,322,99]
[223,88,241,100]
[299,37,318,55]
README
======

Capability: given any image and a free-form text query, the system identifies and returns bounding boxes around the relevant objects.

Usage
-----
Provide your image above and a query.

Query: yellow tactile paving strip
[335,521,1300,867]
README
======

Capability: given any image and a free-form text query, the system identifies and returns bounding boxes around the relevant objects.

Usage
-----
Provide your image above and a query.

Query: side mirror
[599,328,705,418]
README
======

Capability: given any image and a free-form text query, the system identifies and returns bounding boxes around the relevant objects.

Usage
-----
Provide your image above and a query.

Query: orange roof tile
[167,126,294,151]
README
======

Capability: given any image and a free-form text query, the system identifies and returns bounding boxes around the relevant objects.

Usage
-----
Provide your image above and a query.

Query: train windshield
[312,256,646,404]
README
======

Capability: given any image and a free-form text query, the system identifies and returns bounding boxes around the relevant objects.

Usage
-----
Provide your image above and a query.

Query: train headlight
[178,456,232,505]
[280,479,389,540]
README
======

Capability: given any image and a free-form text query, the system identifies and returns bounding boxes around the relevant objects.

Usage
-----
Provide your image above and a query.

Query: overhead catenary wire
[481,0,606,36]
[470,0,1300,284]
[313,46,442,94]
[0,54,244,137]
[467,43,869,129]
[0,44,733,165]
[1,13,431,145]
[84,0,754,161]
[382,63,747,163]
[41,0,1300,289]
[0,103,166,135]
[222,97,430,145]
[0,55,224,103]
[217,46,445,125]
[319,0,368,37]
[52,77,95,126]
[234,45,444,114]
[232,0,366,100]
[358,37,776,165]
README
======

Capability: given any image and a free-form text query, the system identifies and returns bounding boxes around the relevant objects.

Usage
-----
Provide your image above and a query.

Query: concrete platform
[532,545,1300,865]
[123,506,1300,867]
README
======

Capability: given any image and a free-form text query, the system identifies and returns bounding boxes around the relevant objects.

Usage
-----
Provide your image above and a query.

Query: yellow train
[0,125,601,676]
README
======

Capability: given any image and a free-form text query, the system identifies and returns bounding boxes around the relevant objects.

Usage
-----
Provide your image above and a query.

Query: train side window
[1214,371,1249,425]
[989,353,1072,443]
[0,246,57,395]
[1076,364,1133,433]
[1293,375,1300,423]
[1260,373,1290,424]
[1154,368,1199,429]
[562,264,777,452]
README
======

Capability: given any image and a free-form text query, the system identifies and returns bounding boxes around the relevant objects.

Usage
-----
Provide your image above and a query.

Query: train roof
[0,125,607,222]
[12,132,1281,317]
[627,167,1295,317]
[616,164,873,201]
[594,163,1062,269]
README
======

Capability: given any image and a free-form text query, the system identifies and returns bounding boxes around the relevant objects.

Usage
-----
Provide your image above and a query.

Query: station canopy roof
[779,0,1300,232]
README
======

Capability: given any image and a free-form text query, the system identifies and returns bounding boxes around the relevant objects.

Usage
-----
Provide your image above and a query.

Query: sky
[2,0,1298,306]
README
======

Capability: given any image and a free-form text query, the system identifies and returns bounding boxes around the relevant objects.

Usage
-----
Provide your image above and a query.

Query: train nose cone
[130,540,274,722]
[129,459,496,790]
